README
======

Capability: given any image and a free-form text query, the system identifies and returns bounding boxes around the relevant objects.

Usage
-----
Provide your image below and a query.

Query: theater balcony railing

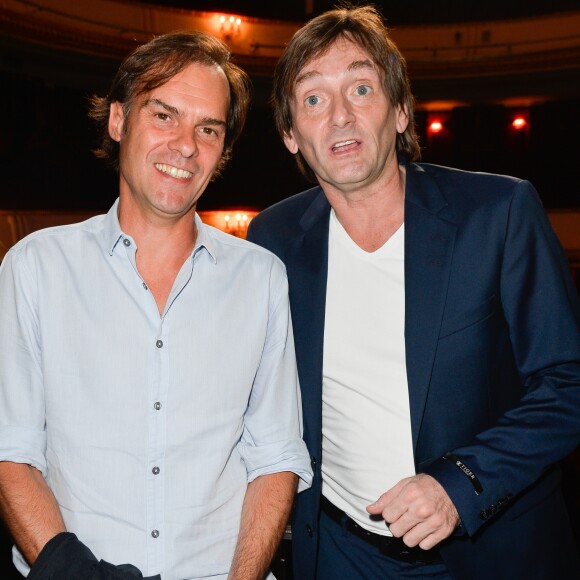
[0,0,579,93]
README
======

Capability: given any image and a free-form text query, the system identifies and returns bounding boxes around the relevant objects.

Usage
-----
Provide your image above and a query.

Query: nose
[329,93,355,128]
[168,128,197,158]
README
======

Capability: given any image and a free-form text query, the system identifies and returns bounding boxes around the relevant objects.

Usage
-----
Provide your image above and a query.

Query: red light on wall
[512,116,527,130]
[426,112,450,146]
[429,120,444,134]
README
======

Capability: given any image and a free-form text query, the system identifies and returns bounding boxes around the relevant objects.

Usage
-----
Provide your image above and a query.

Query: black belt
[320,496,442,565]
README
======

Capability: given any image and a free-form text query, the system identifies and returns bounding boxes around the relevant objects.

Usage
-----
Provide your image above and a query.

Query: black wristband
[443,452,483,495]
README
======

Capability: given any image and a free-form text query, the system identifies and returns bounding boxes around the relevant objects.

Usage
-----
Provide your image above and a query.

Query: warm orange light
[512,117,527,130]
[207,210,257,239]
[429,121,443,134]
[217,14,243,35]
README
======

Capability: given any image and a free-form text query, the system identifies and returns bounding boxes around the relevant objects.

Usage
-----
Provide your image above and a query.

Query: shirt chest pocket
[438,294,499,339]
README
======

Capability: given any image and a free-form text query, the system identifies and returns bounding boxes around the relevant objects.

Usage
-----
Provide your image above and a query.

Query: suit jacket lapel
[404,164,458,453]
[283,172,457,460]
[285,190,330,454]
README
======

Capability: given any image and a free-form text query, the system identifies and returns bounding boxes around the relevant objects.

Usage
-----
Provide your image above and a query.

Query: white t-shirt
[322,209,415,536]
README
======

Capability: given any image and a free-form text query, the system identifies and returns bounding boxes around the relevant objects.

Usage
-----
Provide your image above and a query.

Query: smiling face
[284,36,408,200]
[109,62,230,223]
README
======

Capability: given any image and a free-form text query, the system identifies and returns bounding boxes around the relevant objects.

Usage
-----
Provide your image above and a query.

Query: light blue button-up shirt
[0,200,312,579]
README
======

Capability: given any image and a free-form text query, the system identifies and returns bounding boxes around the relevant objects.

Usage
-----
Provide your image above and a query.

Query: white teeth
[155,163,193,179]
[333,140,356,148]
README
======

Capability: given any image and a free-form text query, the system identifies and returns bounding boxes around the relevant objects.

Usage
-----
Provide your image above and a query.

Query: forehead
[296,37,376,83]
[146,62,230,110]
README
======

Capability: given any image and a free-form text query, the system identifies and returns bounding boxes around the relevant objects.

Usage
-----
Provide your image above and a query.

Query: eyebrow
[143,98,180,117]
[295,58,375,87]
[143,98,227,129]
[199,117,227,129]
[348,59,375,73]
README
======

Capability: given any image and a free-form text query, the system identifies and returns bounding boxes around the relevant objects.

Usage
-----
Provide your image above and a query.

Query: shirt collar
[100,198,125,256]
[193,213,218,264]
[100,199,217,264]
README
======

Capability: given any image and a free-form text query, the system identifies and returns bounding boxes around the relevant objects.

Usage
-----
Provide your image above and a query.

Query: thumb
[366,487,395,514]
[366,478,409,514]
[366,500,383,514]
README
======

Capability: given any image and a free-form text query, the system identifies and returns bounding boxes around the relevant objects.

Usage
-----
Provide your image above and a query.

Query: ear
[282,129,299,155]
[396,104,410,135]
[108,102,125,142]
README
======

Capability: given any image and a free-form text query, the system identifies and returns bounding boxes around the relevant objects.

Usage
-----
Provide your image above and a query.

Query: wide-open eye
[305,95,321,107]
[355,84,372,96]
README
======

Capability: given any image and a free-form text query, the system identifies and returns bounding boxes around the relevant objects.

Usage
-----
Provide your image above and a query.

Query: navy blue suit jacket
[247,162,580,579]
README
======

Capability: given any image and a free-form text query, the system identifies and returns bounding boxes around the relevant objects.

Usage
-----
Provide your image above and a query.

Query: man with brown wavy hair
[248,4,580,579]
[0,30,311,579]
[89,31,250,177]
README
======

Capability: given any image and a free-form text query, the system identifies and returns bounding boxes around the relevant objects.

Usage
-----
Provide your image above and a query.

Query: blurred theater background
[0,1,579,577]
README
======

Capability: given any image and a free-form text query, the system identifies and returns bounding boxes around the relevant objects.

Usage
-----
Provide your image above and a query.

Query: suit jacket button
[311,456,317,471]
[306,525,313,538]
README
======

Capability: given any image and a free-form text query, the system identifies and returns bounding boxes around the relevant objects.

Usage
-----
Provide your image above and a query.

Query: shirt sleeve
[237,258,313,492]
[0,245,48,474]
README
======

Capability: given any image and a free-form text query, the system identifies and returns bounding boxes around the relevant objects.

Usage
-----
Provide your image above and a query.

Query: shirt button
[156,340,163,348]
[152,466,160,475]
[151,529,159,538]
[154,402,162,410]
[123,239,131,247]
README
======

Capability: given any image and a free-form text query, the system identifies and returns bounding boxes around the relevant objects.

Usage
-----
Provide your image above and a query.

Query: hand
[366,473,459,550]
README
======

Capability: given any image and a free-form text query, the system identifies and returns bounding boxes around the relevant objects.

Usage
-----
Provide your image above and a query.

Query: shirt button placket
[148,330,166,571]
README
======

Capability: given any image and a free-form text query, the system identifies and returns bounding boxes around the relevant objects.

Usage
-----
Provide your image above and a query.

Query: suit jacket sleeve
[423,180,580,536]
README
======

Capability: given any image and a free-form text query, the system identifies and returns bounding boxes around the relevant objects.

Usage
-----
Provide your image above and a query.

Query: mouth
[331,139,359,153]
[154,163,193,180]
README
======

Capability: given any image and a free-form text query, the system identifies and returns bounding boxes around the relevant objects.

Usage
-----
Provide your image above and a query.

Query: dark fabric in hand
[28,532,161,580]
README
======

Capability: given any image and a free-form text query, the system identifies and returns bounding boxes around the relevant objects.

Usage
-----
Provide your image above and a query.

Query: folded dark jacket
[28,532,161,580]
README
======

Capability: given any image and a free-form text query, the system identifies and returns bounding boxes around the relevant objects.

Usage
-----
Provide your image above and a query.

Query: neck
[326,164,406,252]
[117,199,198,315]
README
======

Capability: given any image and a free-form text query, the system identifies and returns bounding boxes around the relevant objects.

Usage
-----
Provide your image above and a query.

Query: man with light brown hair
[248,4,580,579]
[0,30,311,579]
